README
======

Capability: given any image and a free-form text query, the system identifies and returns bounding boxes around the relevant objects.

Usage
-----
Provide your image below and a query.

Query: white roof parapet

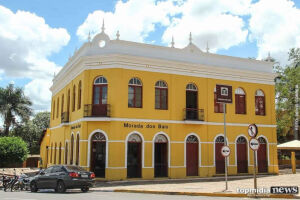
[51,28,275,93]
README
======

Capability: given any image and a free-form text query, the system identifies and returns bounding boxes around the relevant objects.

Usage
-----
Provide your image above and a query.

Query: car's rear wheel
[30,182,38,192]
[56,180,66,193]
[81,187,89,192]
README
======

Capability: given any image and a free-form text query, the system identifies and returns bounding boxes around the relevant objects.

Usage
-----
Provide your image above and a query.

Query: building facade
[40,25,278,180]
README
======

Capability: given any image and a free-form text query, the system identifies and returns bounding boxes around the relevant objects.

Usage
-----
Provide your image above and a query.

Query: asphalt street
[0,189,248,200]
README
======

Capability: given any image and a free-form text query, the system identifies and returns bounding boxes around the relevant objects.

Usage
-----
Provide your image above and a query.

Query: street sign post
[216,84,232,191]
[249,138,260,151]
[221,146,231,157]
[248,124,258,138]
[248,124,260,196]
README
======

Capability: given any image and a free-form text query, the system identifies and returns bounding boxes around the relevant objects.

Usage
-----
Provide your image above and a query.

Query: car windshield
[64,165,86,172]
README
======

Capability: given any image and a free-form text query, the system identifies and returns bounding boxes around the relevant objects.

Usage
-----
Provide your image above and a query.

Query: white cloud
[162,0,250,51]
[77,0,180,42]
[0,5,70,110]
[24,78,52,111]
[77,0,250,52]
[249,0,300,65]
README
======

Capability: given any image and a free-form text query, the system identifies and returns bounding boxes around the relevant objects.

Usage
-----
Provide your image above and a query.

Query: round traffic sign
[249,138,260,151]
[248,124,258,138]
[221,146,231,157]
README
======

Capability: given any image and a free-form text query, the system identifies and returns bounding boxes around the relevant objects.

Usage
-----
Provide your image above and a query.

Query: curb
[113,189,297,199]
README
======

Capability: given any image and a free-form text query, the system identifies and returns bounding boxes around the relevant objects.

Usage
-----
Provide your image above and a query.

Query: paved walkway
[93,174,300,198]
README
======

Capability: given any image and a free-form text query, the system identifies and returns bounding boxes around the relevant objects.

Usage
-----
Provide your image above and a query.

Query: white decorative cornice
[51,34,275,95]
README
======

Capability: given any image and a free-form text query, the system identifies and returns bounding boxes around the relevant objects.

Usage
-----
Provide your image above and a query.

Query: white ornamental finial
[116,30,120,40]
[206,41,209,53]
[171,36,175,48]
[189,32,192,44]
[88,31,91,42]
[101,19,105,33]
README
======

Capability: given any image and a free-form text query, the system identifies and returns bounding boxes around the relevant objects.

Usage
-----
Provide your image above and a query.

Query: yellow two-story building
[40,24,278,180]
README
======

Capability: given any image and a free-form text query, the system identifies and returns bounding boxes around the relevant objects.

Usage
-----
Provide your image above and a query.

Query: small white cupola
[91,19,110,48]
[183,32,202,53]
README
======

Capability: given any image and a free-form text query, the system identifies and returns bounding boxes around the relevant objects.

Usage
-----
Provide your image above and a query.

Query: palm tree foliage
[0,83,32,136]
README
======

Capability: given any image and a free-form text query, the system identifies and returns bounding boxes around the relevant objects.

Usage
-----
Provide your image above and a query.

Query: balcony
[84,104,110,117]
[61,112,69,123]
[183,108,205,121]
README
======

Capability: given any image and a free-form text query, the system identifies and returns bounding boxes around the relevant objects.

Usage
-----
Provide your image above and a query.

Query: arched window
[65,142,68,164]
[94,76,107,84]
[154,134,168,143]
[72,85,76,112]
[52,101,55,120]
[128,134,142,142]
[56,98,59,118]
[76,134,80,165]
[78,81,82,110]
[214,87,224,113]
[255,89,265,115]
[155,81,168,110]
[235,88,246,114]
[70,135,74,165]
[67,89,70,113]
[128,78,142,108]
[186,135,198,143]
[186,83,197,91]
[61,94,64,114]
[59,143,62,164]
[186,83,198,120]
[54,143,57,164]
[50,143,53,163]
[215,136,224,143]
[93,76,108,116]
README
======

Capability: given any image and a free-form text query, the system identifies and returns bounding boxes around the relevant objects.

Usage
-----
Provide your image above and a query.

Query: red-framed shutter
[255,96,265,115]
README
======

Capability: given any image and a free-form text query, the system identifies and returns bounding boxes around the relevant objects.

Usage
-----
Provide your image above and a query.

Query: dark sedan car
[30,165,95,193]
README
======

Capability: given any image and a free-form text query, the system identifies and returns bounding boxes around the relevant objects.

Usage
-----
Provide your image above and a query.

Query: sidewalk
[93,174,300,199]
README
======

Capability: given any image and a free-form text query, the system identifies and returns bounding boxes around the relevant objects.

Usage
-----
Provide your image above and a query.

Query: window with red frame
[78,81,82,110]
[72,85,76,112]
[155,80,168,110]
[255,89,265,115]
[235,88,246,114]
[128,78,142,108]
[214,88,224,113]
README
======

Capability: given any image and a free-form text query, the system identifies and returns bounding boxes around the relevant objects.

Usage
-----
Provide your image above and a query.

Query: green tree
[0,137,29,167]
[0,83,32,136]
[11,111,50,154]
[275,48,300,143]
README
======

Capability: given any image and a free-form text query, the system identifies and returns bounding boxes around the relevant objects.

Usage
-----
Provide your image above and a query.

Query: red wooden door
[155,143,168,177]
[127,142,142,178]
[93,85,107,116]
[186,143,198,176]
[215,143,225,174]
[237,143,248,173]
[258,143,268,173]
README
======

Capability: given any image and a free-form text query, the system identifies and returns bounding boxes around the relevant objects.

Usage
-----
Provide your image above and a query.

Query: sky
[0,0,299,112]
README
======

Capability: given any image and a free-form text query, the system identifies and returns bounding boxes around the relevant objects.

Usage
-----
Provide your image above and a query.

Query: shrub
[0,137,29,167]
